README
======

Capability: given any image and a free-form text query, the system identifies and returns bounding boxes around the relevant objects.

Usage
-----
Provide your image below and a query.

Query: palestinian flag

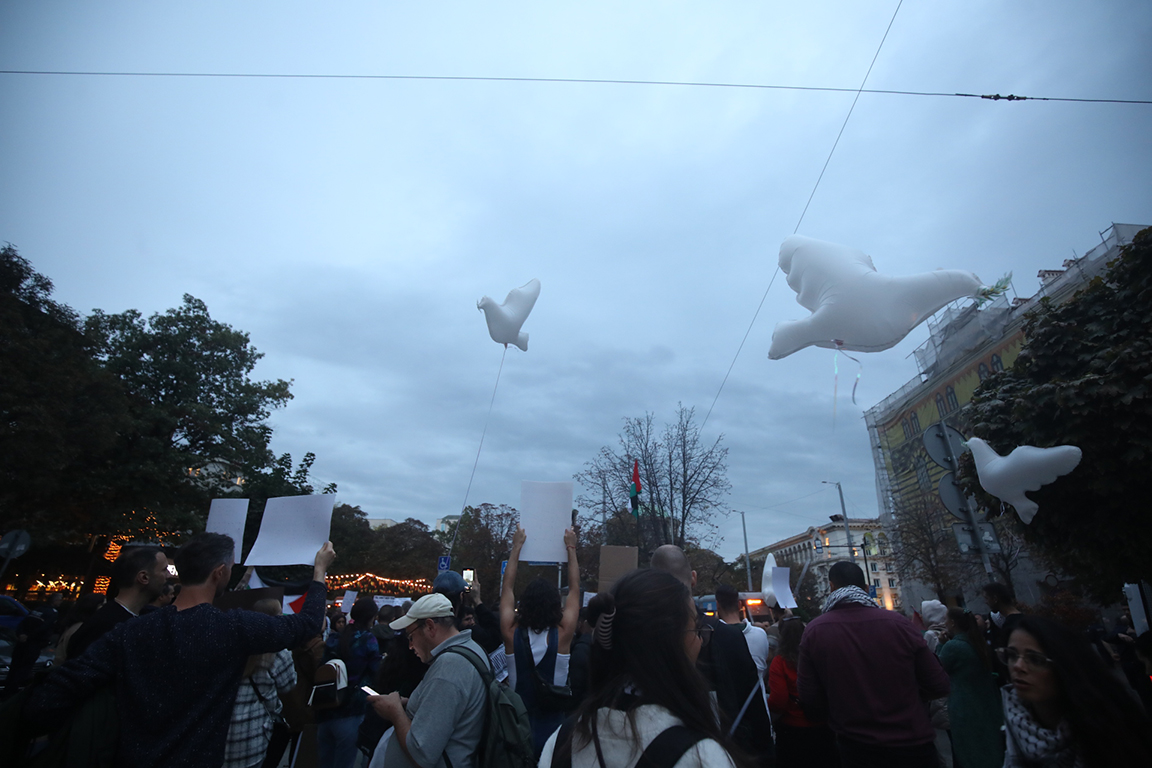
[630,460,641,517]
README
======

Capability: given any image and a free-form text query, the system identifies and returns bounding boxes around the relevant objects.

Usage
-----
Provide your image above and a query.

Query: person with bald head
[651,545,775,766]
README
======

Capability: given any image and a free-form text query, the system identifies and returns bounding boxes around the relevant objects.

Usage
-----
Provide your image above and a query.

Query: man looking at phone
[368,593,490,768]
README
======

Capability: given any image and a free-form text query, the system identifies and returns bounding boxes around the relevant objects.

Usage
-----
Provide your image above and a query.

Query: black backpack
[440,645,534,768]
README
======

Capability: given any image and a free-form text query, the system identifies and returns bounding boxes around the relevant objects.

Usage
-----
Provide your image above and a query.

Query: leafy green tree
[961,227,1152,600]
[370,518,444,582]
[327,503,379,574]
[85,294,292,478]
[0,245,136,540]
[74,294,295,540]
[447,503,519,601]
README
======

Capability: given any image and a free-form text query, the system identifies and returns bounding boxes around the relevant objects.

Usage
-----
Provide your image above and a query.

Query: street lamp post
[738,510,753,591]
[822,481,855,563]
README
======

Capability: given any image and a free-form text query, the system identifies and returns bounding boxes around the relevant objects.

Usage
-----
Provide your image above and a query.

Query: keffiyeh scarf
[822,585,879,613]
[1002,686,1084,768]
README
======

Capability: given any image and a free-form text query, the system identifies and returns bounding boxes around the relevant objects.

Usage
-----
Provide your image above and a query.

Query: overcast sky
[3,2,1149,561]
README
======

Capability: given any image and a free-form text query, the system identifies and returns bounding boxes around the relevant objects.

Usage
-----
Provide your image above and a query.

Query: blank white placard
[206,498,249,563]
[341,590,358,613]
[244,495,335,566]
[519,481,572,563]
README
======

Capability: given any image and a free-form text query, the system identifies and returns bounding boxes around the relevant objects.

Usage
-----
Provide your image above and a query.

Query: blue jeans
[317,715,362,768]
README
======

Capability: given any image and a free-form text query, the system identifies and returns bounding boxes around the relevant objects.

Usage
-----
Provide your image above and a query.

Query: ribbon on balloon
[832,341,863,426]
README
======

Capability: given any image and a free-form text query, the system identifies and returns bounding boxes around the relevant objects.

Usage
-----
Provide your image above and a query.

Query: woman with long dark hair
[500,526,581,757]
[317,597,380,768]
[539,568,740,768]
[1001,615,1152,767]
[767,617,838,768]
[938,608,1002,768]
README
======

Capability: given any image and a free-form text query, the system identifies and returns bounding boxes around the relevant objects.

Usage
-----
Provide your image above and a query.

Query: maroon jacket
[797,603,949,747]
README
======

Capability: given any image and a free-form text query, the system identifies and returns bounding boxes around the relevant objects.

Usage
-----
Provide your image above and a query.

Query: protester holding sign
[22,534,335,768]
[500,526,581,759]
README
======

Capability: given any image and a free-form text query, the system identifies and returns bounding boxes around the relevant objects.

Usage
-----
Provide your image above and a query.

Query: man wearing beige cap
[368,593,491,768]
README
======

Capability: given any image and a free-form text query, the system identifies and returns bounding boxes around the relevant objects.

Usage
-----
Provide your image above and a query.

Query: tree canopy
[961,227,1152,600]
[1,247,296,545]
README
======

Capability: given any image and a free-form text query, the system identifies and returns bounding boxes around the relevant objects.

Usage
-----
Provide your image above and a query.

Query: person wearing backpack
[366,593,497,768]
[540,568,744,768]
[500,526,581,759]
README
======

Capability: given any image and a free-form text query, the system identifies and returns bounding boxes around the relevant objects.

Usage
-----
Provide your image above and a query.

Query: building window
[909,411,921,434]
[873,579,881,588]
[916,457,932,493]
[888,578,896,588]
[936,393,948,420]
[946,386,959,412]
[991,354,1004,372]
[901,419,911,440]
[978,363,990,381]
[870,562,878,572]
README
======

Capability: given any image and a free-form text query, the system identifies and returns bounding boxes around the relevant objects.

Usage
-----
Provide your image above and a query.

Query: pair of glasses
[405,622,424,645]
[995,647,1054,669]
[688,623,714,646]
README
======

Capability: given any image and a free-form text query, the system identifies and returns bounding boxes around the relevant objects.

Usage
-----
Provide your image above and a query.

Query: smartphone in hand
[361,685,379,696]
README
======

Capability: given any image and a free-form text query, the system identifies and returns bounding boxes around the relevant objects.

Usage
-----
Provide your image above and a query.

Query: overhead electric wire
[701,0,904,431]
[0,69,1146,104]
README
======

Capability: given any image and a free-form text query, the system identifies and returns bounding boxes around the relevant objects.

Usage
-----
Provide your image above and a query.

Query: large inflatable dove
[967,437,1082,524]
[769,236,986,359]
[478,279,540,352]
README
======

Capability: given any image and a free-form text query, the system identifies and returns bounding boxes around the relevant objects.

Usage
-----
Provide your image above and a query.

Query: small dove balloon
[967,437,1082,524]
[769,236,986,360]
[477,279,540,352]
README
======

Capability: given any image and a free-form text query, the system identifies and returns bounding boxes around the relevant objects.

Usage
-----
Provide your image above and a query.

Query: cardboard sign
[518,482,573,563]
[597,545,638,594]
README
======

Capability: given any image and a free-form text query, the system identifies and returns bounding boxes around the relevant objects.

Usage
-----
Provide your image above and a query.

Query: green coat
[938,635,1004,768]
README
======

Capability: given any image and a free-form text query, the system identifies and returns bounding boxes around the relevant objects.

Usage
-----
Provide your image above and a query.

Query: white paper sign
[772,567,798,609]
[341,590,358,613]
[372,595,387,609]
[582,592,596,607]
[519,481,573,563]
[206,498,249,562]
[244,495,336,566]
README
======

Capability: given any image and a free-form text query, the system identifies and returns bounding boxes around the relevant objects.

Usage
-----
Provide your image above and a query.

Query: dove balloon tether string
[832,342,864,427]
[701,0,903,431]
[448,345,507,556]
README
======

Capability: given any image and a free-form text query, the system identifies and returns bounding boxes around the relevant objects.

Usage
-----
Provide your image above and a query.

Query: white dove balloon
[759,552,778,607]
[477,279,540,352]
[769,235,986,359]
[967,437,1082,524]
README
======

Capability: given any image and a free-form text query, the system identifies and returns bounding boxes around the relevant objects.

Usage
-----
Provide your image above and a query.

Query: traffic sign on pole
[437,556,452,573]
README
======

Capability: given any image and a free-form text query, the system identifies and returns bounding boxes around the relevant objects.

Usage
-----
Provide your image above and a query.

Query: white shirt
[539,704,735,768]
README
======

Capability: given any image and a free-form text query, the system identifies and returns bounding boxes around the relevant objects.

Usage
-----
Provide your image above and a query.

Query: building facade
[751,516,902,611]
[863,223,1145,611]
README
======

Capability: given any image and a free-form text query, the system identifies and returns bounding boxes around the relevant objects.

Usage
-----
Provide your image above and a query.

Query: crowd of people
[2,531,1152,768]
